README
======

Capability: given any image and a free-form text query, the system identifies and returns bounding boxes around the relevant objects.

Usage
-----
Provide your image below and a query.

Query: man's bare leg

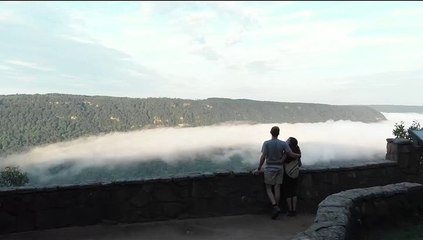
[266,184,280,219]
[265,184,276,205]
[274,184,281,205]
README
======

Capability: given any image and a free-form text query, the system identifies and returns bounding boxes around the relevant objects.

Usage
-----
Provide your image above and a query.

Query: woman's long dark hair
[288,137,300,154]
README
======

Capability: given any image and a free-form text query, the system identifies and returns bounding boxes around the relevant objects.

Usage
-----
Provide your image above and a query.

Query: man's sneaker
[271,206,280,219]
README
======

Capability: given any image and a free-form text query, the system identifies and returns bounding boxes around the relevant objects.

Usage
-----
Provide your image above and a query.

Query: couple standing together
[256,126,302,219]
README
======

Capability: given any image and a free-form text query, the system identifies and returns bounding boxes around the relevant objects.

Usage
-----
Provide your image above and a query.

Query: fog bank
[1,112,422,185]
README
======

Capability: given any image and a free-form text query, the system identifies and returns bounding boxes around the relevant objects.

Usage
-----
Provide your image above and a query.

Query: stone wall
[292,182,423,240]
[296,161,402,212]
[0,161,405,234]
[289,139,423,240]
[386,138,423,182]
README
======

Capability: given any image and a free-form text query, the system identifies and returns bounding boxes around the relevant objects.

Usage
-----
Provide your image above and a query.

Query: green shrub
[393,121,422,140]
[0,166,29,187]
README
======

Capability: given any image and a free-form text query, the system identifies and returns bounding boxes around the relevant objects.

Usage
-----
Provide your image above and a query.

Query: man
[256,126,301,219]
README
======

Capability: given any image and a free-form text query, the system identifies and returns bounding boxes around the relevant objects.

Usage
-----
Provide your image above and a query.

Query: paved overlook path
[0,214,314,240]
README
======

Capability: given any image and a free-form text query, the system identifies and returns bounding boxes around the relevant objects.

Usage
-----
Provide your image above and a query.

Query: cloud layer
[2,113,422,173]
[1,2,423,104]
[0,112,421,186]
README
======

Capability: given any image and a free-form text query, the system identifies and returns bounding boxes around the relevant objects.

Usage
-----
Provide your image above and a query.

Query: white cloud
[5,60,54,72]
[184,10,217,27]
[59,35,98,44]
[4,113,421,184]
[0,10,25,24]
[390,8,423,16]
[191,46,222,61]
[0,2,423,104]
[245,60,278,74]
[0,64,14,71]
[383,112,423,126]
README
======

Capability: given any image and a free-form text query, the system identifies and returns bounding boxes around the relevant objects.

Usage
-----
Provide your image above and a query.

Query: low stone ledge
[292,182,423,240]
[301,161,397,173]
[0,161,407,234]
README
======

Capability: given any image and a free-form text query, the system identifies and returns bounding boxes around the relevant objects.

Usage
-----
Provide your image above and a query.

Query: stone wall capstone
[292,182,423,240]
[0,161,406,234]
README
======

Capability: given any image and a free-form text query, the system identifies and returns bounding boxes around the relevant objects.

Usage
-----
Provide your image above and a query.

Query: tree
[393,121,423,140]
[393,121,408,139]
[409,120,421,132]
[0,166,29,187]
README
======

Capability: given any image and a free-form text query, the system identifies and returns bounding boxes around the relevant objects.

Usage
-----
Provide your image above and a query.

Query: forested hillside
[0,94,386,156]
[369,105,423,113]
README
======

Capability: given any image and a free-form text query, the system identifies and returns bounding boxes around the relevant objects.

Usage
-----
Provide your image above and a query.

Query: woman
[283,137,302,216]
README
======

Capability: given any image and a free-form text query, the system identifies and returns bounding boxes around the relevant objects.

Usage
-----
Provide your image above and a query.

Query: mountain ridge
[0,93,386,156]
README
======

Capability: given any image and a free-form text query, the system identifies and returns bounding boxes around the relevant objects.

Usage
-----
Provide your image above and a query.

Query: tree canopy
[0,94,386,157]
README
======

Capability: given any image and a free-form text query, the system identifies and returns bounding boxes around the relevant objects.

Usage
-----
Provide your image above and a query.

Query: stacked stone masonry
[1,138,422,234]
[292,182,423,240]
[0,161,405,234]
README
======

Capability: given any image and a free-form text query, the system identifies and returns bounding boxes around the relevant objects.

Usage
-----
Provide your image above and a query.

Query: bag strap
[285,160,299,175]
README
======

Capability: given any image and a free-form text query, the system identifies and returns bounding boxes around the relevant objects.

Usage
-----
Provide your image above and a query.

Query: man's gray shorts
[264,170,283,185]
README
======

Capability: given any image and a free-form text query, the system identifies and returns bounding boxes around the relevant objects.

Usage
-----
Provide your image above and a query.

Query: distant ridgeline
[369,105,423,113]
[0,94,385,156]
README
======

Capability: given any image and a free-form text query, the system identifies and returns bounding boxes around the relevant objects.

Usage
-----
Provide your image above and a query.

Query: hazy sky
[0,1,422,105]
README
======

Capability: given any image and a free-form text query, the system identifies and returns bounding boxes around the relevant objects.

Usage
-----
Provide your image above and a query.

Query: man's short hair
[270,126,280,137]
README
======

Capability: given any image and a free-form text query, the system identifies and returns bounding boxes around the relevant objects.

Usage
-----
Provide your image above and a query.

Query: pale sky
[0,1,422,105]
